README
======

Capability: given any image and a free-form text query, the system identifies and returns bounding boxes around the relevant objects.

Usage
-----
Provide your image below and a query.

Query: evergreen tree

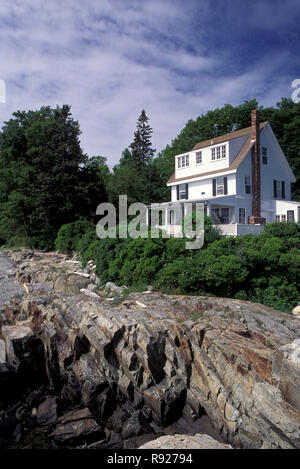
[129,109,156,172]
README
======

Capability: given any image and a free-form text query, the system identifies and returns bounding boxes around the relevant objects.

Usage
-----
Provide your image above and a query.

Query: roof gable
[167,122,268,185]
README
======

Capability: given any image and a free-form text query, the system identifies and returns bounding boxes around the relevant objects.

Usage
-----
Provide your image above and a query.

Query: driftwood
[73,272,90,278]
[136,301,147,308]
[80,289,101,300]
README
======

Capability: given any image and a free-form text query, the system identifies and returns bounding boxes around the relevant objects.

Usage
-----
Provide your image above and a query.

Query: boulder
[50,408,104,446]
[36,397,57,427]
[139,433,232,449]
[105,282,124,296]
[122,409,152,439]
[292,305,300,316]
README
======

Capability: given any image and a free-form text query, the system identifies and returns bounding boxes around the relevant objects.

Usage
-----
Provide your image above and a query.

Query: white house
[148,110,299,236]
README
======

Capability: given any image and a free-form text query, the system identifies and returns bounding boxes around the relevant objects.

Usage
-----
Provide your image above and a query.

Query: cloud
[0,0,299,166]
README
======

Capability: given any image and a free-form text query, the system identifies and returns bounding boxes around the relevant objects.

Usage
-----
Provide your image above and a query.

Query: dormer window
[262,146,268,165]
[177,154,189,168]
[196,151,202,164]
[211,145,226,161]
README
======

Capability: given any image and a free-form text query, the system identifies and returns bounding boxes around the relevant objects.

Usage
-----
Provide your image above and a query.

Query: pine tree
[129,109,156,173]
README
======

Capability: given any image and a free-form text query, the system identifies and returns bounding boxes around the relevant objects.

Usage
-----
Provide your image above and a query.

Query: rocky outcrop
[1,251,300,449]
[139,434,232,449]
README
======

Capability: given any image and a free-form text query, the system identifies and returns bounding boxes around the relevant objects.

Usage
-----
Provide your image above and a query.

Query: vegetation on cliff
[55,220,300,313]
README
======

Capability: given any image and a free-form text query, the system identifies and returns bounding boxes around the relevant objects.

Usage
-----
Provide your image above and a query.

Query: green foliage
[181,212,222,245]
[0,105,109,249]
[263,221,300,238]
[94,237,125,284]
[54,215,299,313]
[107,109,158,207]
[77,229,100,266]
[55,220,95,254]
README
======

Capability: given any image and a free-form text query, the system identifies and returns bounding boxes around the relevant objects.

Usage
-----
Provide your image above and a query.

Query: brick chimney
[249,109,265,225]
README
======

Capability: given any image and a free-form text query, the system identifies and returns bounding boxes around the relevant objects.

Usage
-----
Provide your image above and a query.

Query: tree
[79,155,110,218]
[0,105,107,248]
[129,109,156,173]
[107,110,157,206]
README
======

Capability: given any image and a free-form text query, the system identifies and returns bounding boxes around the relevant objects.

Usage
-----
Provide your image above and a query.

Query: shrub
[181,213,222,245]
[95,237,125,284]
[264,221,300,238]
[55,220,95,254]
[77,230,99,266]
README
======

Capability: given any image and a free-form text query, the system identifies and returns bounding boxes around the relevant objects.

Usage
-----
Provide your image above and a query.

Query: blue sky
[0,0,299,165]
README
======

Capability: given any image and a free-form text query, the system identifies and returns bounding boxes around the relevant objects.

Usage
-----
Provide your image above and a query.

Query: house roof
[167,122,268,185]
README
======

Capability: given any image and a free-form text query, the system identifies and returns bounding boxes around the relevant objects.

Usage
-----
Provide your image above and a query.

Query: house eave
[167,169,237,186]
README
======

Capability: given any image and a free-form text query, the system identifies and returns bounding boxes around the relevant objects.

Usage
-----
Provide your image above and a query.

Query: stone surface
[1,251,300,449]
[36,398,57,427]
[0,339,6,364]
[292,305,300,316]
[50,408,104,446]
[105,281,124,296]
[139,434,232,449]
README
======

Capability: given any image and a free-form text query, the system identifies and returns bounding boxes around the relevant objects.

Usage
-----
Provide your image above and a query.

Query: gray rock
[87,284,98,293]
[50,408,104,446]
[105,282,124,296]
[0,339,6,364]
[122,409,152,439]
[37,398,57,427]
[139,434,232,449]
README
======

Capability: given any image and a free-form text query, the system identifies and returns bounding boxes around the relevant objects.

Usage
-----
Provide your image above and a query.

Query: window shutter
[224,177,228,195]
[185,183,189,199]
[213,179,216,196]
[282,181,285,199]
[273,180,277,198]
[176,185,179,200]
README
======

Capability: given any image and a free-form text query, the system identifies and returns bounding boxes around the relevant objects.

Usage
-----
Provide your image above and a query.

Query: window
[276,215,280,222]
[274,180,285,199]
[262,146,268,165]
[211,145,227,161]
[212,207,229,224]
[287,210,295,222]
[177,154,189,168]
[216,177,225,195]
[213,177,228,196]
[239,208,246,224]
[177,183,188,200]
[245,176,251,194]
[281,214,286,222]
[196,151,202,164]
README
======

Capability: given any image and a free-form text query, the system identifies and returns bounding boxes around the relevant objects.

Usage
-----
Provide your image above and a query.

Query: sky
[0,0,299,166]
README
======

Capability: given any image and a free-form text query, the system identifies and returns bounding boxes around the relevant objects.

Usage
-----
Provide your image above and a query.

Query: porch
[146,195,245,237]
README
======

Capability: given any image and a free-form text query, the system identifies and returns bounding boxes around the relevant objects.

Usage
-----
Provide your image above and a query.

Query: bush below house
[54,221,300,313]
